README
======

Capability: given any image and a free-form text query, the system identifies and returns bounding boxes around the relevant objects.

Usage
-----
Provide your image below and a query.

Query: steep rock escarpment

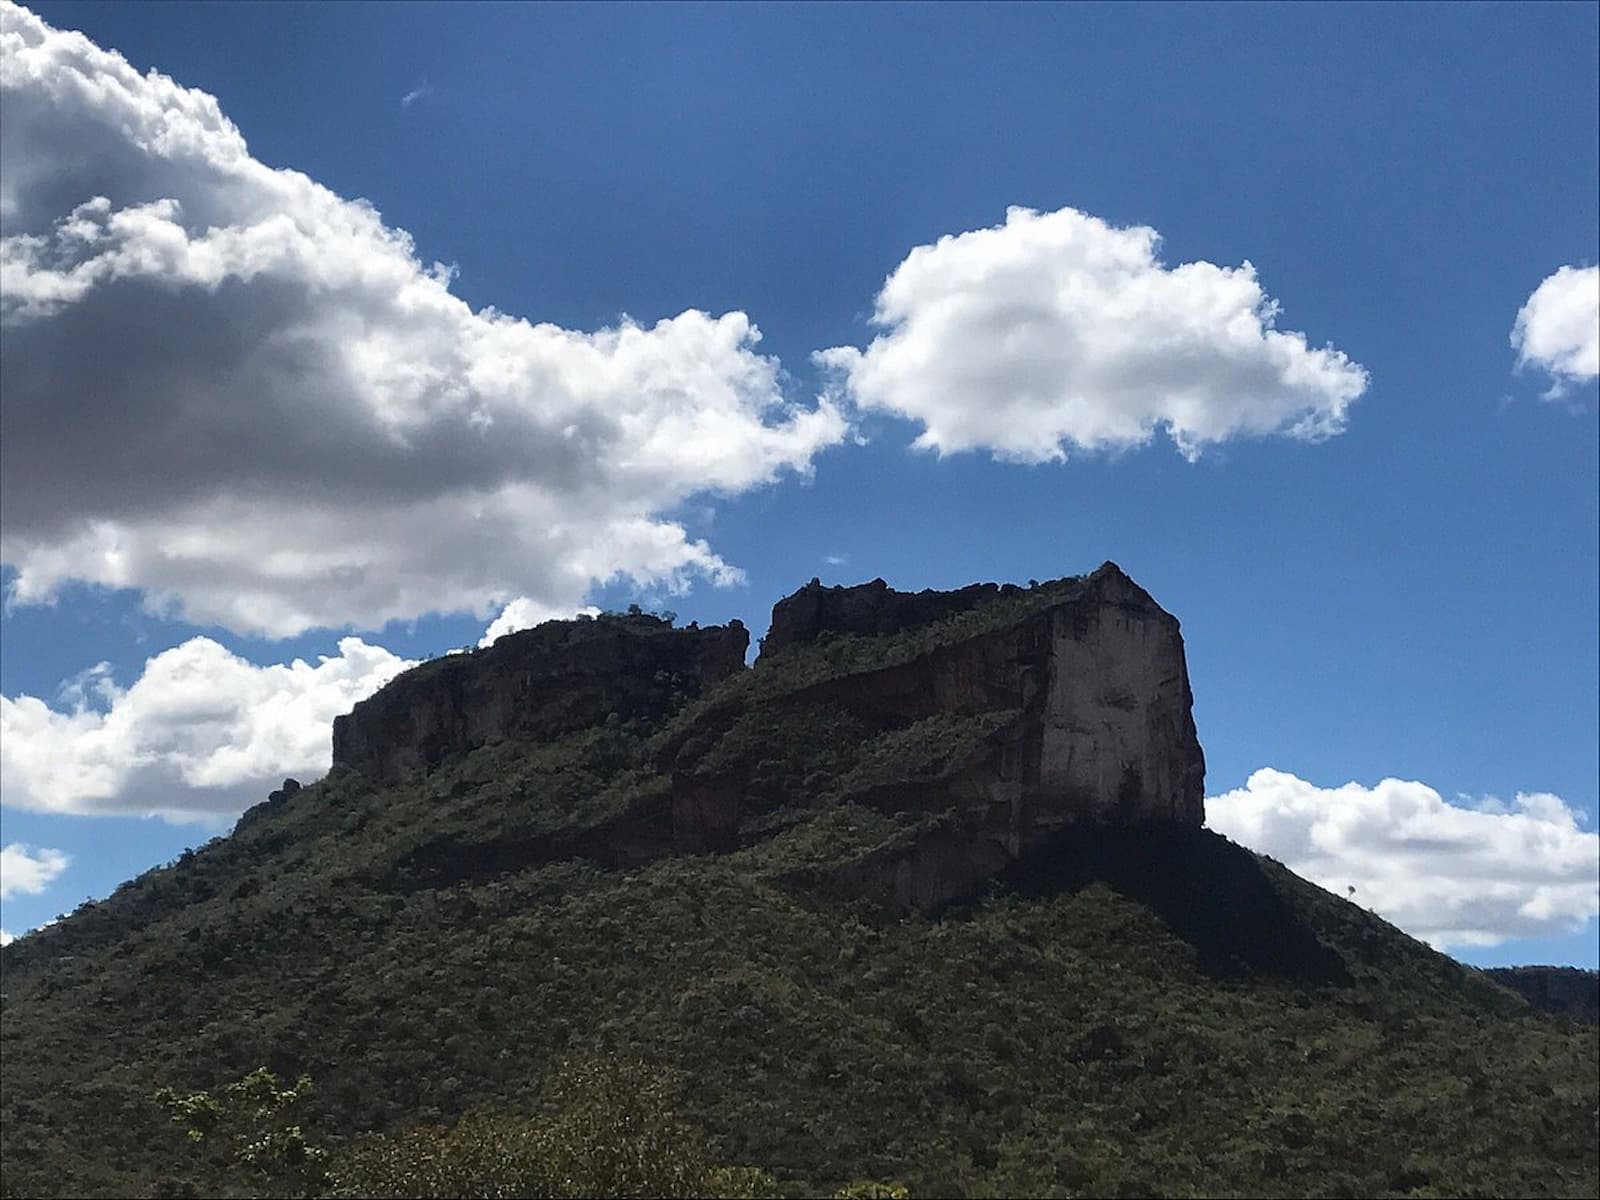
[332,614,747,784]
[668,563,1206,910]
[786,565,1203,826]
[331,564,1203,915]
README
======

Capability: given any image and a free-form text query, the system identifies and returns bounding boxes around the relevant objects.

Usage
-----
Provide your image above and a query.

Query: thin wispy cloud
[400,81,433,109]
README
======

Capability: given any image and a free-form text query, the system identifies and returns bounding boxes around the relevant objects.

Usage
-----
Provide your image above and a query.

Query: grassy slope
[2,604,1596,1199]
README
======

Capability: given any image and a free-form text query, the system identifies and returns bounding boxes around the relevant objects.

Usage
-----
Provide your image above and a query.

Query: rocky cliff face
[783,565,1202,827]
[331,564,1204,915]
[332,614,747,785]
[666,563,1205,910]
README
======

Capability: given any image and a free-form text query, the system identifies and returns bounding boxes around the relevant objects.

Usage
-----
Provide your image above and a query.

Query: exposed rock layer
[676,562,1206,910]
[783,565,1203,829]
[332,615,747,785]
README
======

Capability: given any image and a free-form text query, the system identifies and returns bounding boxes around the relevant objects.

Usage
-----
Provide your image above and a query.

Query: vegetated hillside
[2,570,1596,1199]
[1484,967,1600,1024]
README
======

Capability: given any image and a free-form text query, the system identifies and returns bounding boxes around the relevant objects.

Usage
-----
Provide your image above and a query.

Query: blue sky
[1,1,1596,967]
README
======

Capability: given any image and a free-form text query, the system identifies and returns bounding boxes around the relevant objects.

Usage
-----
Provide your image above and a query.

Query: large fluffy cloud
[0,2,846,637]
[0,843,69,899]
[0,589,589,819]
[1512,264,1600,392]
[0,637,413,819]
[478,597,601,649]
[1207,768,1599,949]
[817,205,1368,462]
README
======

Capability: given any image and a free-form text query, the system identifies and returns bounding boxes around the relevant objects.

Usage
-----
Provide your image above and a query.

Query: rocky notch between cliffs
[331,562,1206,912]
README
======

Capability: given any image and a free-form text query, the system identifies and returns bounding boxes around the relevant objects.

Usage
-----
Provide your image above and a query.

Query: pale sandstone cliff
[769,563,1203,828]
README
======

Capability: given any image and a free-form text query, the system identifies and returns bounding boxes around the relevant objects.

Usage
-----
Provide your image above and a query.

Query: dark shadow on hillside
[1485,966,1600,1024]
[983,823,1352,986]
[383,800,676,892]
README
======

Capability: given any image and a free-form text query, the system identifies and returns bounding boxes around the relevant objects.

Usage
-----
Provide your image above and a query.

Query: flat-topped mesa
[782,563,1206,910]
[328,564,1202,916]
[332,614,748,785]
[664,564,1206,908]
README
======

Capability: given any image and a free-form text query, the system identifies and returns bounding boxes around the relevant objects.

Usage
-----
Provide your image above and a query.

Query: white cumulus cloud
[0,929,13,946]
[1207,768,1599,949]
[0,843,69,899]
[817,205,1368,463]
[479,596,602,648]
[0,2,846,638]
[1512,264,1600,393]
[0,637,414,819]
[0,592,597,818]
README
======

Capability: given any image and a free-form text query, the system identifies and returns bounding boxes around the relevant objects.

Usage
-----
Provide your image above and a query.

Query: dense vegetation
[2,601,1596,1198]
[147,1058,882,1199]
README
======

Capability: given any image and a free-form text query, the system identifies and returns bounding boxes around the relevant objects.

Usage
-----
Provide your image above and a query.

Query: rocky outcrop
[669,562,1206,909]
[330,564,1204,916]
[332,614,747,784]
[837,565,1202,911]
[780,566,1201,824]
[267,778,302,804]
